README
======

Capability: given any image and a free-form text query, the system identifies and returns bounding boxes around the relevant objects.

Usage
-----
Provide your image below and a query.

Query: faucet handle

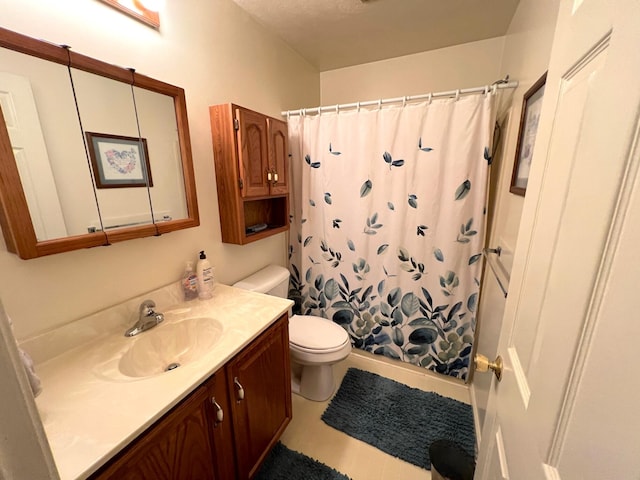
[139,299,156,315]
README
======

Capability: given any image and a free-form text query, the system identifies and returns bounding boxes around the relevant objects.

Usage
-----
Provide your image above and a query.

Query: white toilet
[233,265,351,401]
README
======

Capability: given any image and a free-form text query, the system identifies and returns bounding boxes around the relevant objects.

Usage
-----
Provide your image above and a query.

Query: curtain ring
[335,104,339,114]
[403,96,407,107]
[492,84,498,95]
[301,108,306,117]
[317,107,322,115]
[428,93,433,105]
[455,89,460,101]
[484,85,489,95]
[357,101,360,112]
[286,111,290,119]
[378,99,382,110]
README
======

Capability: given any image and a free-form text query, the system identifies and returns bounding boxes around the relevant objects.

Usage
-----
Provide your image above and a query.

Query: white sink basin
[118,317,223,378]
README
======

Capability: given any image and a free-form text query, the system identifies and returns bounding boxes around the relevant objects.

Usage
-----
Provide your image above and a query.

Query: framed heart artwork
[85,132,153,188]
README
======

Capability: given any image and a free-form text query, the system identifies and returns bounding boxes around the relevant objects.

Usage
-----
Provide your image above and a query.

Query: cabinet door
[268,118,289,196]
[91,386,217,480]
[227,315,292,479]
[206,368,237,480]
[236,107,270,198]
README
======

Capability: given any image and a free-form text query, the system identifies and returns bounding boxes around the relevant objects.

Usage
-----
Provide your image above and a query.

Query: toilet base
[291,363,336,402]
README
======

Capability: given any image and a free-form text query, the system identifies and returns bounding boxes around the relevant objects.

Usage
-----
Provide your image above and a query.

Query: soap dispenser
[196,250,214,299]
[181,261,198,301]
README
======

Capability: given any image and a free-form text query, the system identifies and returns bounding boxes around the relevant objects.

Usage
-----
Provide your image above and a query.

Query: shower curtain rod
[281,80,518,117]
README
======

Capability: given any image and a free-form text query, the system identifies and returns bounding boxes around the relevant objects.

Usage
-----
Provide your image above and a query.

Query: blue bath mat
[255,442,351,480]
[321,368,475,470]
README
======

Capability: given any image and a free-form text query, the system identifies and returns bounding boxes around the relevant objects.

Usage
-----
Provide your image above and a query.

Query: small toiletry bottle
[196,250,214,299]
[182,261,198,301]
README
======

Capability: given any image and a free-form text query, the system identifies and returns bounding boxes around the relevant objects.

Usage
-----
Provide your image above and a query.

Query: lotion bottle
[196,250,214,299]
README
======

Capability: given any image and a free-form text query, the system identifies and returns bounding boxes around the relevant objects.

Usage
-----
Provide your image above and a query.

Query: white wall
[0,0,319,340]
[320,37,506,106]
[472,0,561,433]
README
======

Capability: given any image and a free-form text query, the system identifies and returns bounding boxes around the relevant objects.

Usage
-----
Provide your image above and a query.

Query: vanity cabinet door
[90,385,217,480]
[226,314,292,479]
[206,367,237,480]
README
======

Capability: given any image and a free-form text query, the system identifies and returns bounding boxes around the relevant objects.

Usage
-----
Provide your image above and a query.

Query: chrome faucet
[125,300,165,337]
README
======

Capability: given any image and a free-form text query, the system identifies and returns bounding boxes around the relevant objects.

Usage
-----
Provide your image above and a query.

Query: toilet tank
[233,265,290,298]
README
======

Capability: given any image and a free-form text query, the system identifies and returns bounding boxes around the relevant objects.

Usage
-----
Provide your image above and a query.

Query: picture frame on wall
[86,132,153,189]
[510,72,547,196]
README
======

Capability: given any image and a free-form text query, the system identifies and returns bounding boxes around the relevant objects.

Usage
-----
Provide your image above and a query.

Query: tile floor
[279,350,471,480]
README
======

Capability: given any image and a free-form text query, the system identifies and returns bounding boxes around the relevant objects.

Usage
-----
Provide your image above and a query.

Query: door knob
[475,353,503,381]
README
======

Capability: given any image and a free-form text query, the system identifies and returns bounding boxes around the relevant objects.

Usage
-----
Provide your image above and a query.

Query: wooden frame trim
[510,72,547,196]
[0,27,68,65]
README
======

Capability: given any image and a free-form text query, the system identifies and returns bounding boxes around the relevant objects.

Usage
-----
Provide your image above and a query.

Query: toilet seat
[290,338,351,354]
[289,315,350,353]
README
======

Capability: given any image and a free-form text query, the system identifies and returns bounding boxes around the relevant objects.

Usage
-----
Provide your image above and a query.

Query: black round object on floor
[429,439,475,480]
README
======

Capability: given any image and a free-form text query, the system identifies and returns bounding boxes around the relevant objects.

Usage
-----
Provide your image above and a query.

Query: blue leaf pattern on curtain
[287,95,494,380]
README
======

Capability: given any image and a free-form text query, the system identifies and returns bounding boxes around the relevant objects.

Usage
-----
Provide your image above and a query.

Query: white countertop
[24,284,292,480]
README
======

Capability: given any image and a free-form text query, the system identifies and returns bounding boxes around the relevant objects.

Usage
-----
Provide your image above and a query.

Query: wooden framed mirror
[0,27,199,259]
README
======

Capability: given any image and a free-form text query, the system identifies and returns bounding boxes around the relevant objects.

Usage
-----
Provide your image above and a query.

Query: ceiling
[230,0,520,71]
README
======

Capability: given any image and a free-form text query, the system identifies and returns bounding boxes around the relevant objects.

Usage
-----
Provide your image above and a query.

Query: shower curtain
[288,93,495,380]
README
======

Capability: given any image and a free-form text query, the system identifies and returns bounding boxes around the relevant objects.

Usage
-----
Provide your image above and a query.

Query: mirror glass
[0,46,101,240]
[133,86,188,225]
[71,68,153,233]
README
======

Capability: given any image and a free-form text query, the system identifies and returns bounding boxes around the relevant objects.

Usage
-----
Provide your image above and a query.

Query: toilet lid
[290,315,349,351]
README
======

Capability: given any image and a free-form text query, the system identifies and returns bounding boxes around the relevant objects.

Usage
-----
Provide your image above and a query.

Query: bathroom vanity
[91,315,290,479]
[23,284,293,479]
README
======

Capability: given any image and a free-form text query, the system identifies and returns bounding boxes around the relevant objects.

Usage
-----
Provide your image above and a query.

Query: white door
[0,72,67,240]
[476,1,640,478]
[0,300,59,479]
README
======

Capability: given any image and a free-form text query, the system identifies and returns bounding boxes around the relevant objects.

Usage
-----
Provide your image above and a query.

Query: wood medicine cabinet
[0,27,199,259]
[210,104,289,245]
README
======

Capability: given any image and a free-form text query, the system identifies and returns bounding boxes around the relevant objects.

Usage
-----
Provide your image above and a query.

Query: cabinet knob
[210,397,224,425]
[273,172,278,183]
[267,171,272,182]
[234,377,245,402]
